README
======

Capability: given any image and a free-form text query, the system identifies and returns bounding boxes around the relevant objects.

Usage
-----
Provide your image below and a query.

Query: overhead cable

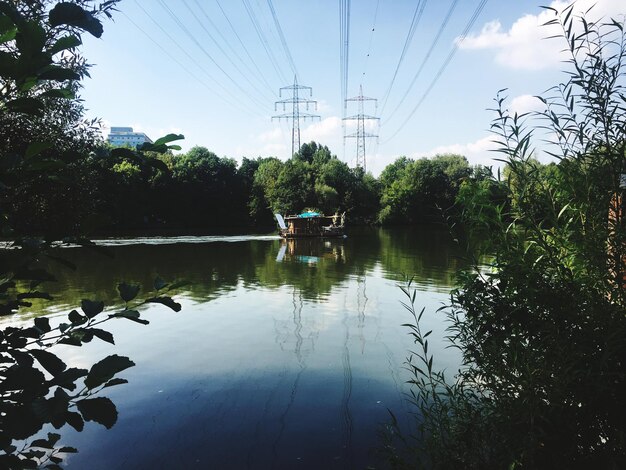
[339,0,351,116]
[214,0,277,95]
[156,0,268,113]
[360,0,380,83]
[181,0,275,103]
[379,0,428,116]
[383,0,459,122]
[132,1,255,114]
[241,0,288,84]
[382,0,489,143]
[266,0,299,81]
[190,0,277,100]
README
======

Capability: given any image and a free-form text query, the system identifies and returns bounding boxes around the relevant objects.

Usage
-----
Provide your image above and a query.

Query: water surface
[4,227,467,469]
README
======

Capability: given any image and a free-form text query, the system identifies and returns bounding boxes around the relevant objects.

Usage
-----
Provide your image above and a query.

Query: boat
[275,211,345,238]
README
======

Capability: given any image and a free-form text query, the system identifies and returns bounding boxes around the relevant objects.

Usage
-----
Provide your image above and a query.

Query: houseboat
[275,211,344,238]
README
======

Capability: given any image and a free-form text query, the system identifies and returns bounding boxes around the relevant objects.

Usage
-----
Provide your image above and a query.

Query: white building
[107,127,153,148]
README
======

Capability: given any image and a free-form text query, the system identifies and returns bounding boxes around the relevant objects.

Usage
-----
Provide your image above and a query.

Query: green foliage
[391,10,626,469]
[378,154,473,225]
[249,142,380,224]
[0,270,184,467]
[0,2,189,467]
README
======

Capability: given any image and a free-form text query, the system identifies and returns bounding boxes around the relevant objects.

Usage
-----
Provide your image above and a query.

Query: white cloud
[428,135,498,167]
[301,116,342,142]
[238,117,345,160]
[509,94,545,115]
[258,127,284,143]
[315,99,334,114]
[460,0,626,70]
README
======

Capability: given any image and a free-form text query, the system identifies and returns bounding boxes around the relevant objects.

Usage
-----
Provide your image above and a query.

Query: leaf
[16,20,46,56]
[146,296,181,312]
[38,65,80,81]
[30,439,52,449]
[48,367,87,390]
[153,276,168,291]
[34,316,51,333]
[76,397,117,429]
[0,365,45,392]
[49,35,81,54]
[152,133,185,146]
[91,328,114,345]
[0,25,16,43]
[30,349,67,376]
[49,3,104,38]
[81,299,104,318]
[84,354,134,390]
[25,141,52,158]
[58,336,81,347]
[68,309,86,325]
[58,447,77,453]
[103,378,128,388]
[111,310,149,325]
[4,97,44,116]
[117,282,140,302]
[64,411,84,432]
[40,88,75,99]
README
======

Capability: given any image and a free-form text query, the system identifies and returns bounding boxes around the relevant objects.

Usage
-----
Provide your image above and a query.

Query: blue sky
[80,0,624,175]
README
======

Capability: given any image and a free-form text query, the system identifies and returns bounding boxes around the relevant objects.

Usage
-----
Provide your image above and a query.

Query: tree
[393,9,626,468]
[272,158,313,214]
[378,154,470,224]
[0,3,185,467]
[249,157,283,224]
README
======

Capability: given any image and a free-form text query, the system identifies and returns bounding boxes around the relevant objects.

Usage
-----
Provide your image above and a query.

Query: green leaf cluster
[391,10,626,469]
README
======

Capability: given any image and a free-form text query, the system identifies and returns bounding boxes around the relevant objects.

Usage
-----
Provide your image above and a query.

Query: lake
[4,227,468,469]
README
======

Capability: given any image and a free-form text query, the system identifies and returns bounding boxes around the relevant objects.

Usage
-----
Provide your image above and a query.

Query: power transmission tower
[343,85,379,172]
[272,76,320,157]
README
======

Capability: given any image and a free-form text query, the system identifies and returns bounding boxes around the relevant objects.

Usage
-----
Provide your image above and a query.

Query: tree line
[3,126,502,235]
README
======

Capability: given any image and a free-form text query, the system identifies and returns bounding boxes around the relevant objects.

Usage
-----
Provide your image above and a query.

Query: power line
[379,0,428,116]
[189,0,276,100]
[132,1,255,114]
[242,0,289,84]
[156,0,268,113]
[340,0,351,117]
[266,0,298,81]
[360,0,380,84]
[214,0,277,96]
[383,0,459,122]
[181,0,274,103]
[382,0,489,143]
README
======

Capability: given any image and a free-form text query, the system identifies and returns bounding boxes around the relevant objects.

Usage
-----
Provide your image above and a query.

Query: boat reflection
[276,238,346,265]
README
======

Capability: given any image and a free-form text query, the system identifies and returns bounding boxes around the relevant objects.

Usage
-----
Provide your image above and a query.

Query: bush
[391,8,626,469]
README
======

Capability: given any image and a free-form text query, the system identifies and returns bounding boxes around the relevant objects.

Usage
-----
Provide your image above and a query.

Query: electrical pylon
[272,76,320,157]
[343,85,379,172]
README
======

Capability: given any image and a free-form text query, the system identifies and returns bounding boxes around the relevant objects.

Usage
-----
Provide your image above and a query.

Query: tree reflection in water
[2,227,468,468]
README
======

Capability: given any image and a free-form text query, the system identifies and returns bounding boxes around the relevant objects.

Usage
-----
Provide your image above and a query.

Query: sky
[80,0,625,175]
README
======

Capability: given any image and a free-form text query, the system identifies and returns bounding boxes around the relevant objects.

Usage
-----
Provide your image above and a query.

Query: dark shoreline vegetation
[4,138,498,236]
[0,1,625,469]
